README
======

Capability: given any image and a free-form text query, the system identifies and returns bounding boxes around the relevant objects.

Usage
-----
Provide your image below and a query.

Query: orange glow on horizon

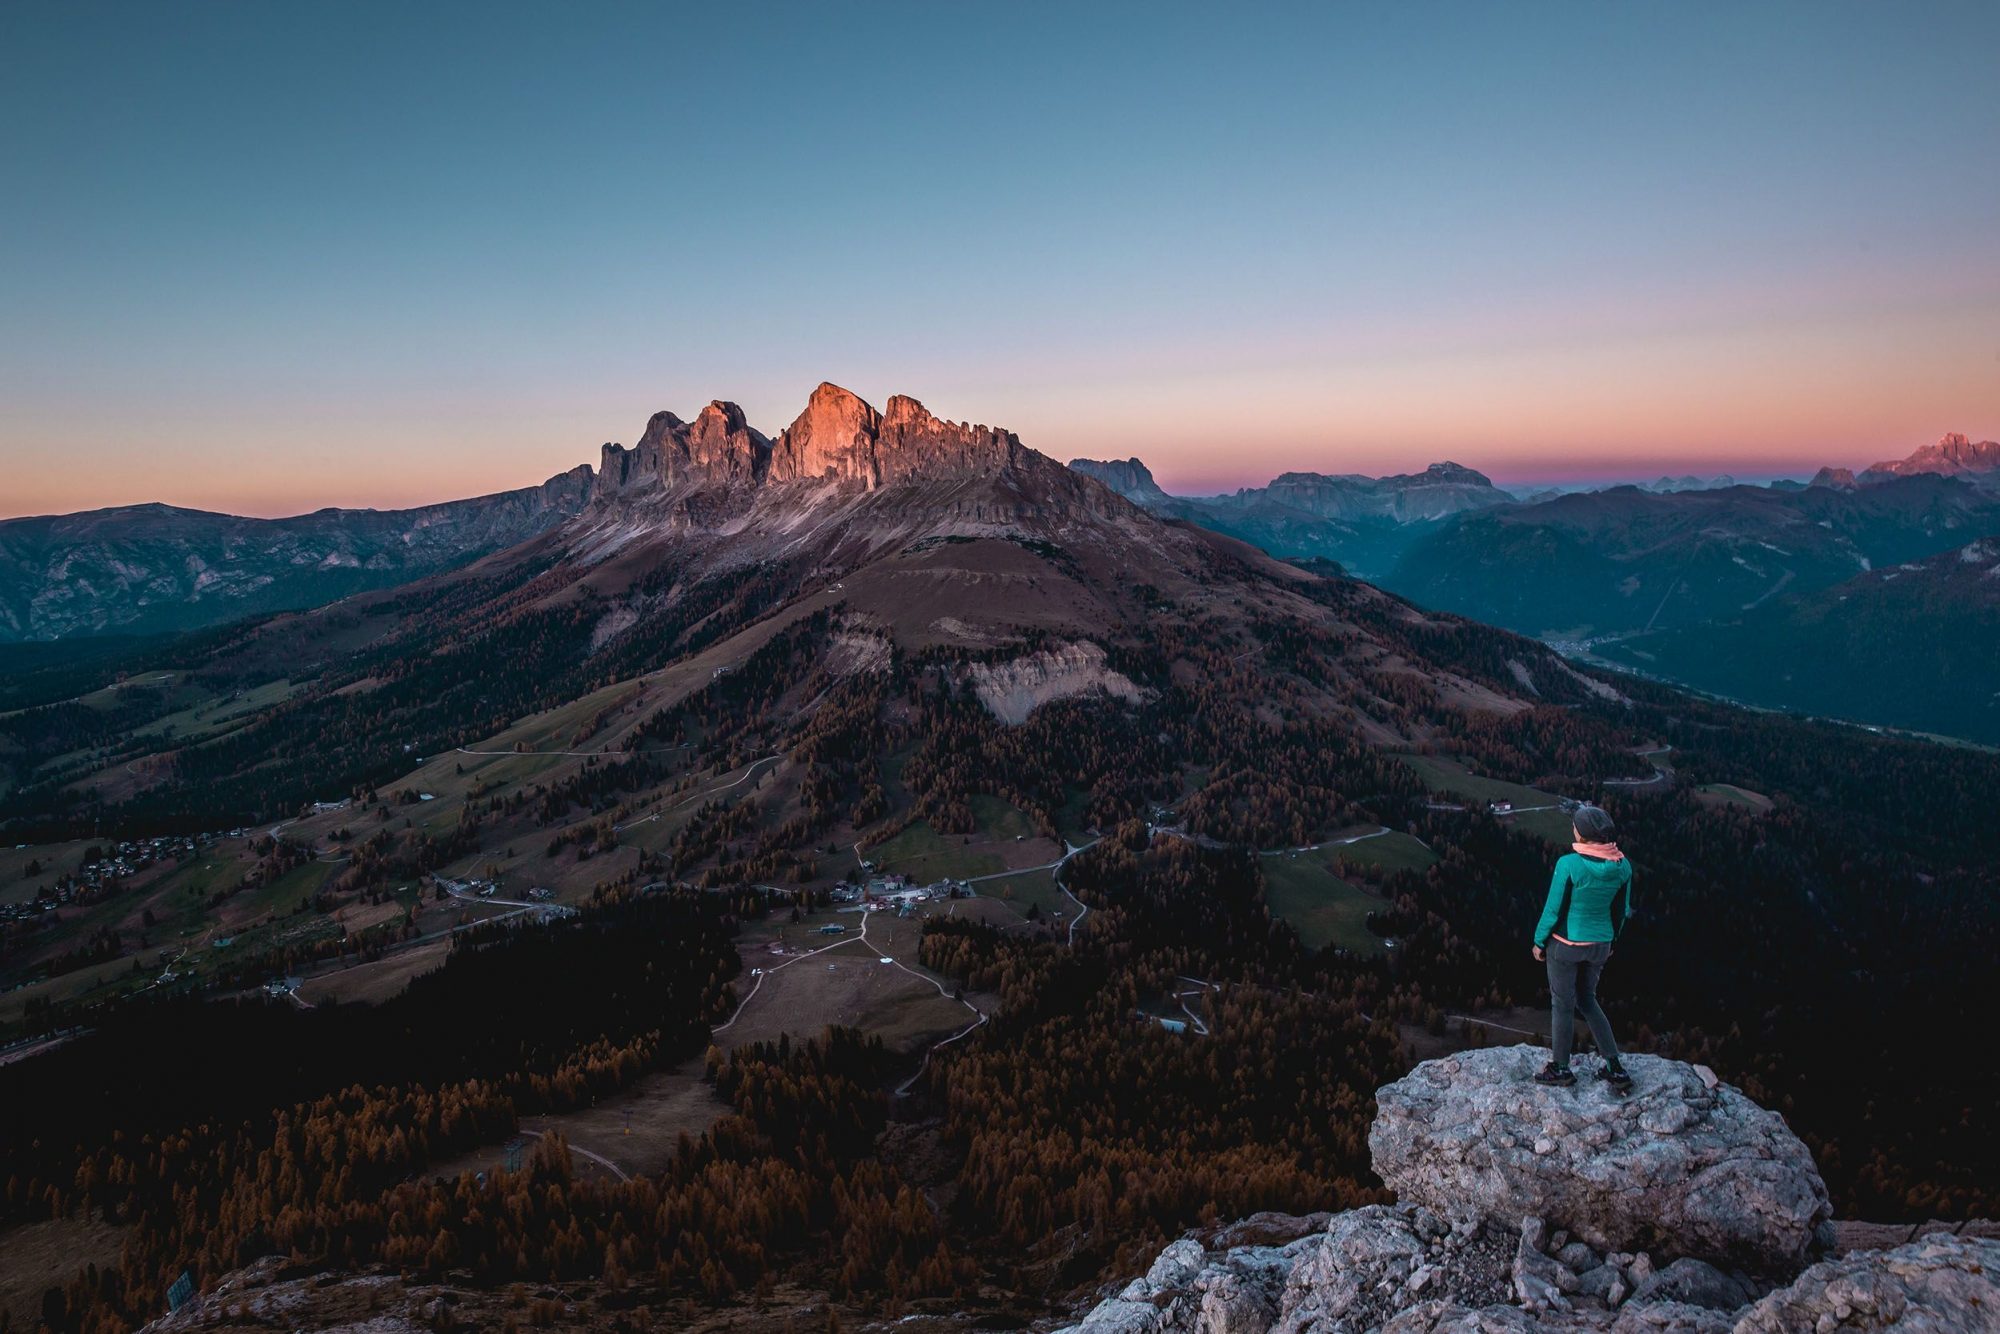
[3,295,1995,521]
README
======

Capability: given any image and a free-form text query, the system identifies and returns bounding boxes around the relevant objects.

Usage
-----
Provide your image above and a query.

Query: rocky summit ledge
[1370,1047,1831,1270]
[1062,1046,1998,1334]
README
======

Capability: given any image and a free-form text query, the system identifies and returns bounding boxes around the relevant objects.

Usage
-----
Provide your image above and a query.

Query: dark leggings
[1546,939,1621,1067]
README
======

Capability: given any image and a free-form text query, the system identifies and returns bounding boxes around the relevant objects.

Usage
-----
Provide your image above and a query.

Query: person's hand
[1532,945,1544,962]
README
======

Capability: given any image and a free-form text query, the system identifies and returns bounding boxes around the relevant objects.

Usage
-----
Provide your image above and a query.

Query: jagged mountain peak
[775,384,1028,488]
[594,383,1049,501]
[1068,456,1175,509]
[1861,431,2000,482]
[692,399,752,432]
[599,399,770,496]
[808,379,873,414]
[771,382,883,484]
[1418,460,1493,484]
[880,392,939,428]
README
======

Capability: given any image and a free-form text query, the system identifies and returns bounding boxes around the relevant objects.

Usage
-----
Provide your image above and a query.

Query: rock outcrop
[967,641,1143,724]
[1249,463,1510,524]
[1861,432,2000,484]
[1070,457,1180,510]
[876,392,1031,484]
[1733,1233,2000,1332]
[769,381,885,485]
[1062,1047,1992,1334]
[1370,1047,1831,1269]
[588,383,1117,529]
[597,399,773,496]
[763,382,1029,488]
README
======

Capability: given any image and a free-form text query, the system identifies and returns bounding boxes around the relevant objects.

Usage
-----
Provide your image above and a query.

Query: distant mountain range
[1381,473,2000,638]
[12,386,1997,1334]
[1068,457,1511,577]
[1863,432,2000,483]
[1641,473,1737,493]
[0,387,1109,645]
[1,381,1612,831]
[0,470,593,642]
[9,421,1998,740]
[1069,433,2000,738]
[1598,536,2000,743]
[1809,433,2000,491]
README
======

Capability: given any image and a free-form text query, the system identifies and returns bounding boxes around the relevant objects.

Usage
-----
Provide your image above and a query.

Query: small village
[765,871,979,955]
[2,832,220,924]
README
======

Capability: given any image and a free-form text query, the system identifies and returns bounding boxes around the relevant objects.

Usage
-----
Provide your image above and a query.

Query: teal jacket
[1534,853,1634,947]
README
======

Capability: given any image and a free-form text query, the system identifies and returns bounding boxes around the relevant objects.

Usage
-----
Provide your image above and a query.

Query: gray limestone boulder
[1730,1233,2000,1332]
[1381,1303,1577,1331]
[1376,1299,1738,1333]
[1273,1205,1439,1333]
[1063,1228,1325,1334]
[1370,1047,1831,1269]
[1557,1243,1601,1274]
[1059,1055,1981,1334]
[1514,1217,1582,1313]
[1626,1258,1752,1312]
[1608,1302,1736,1333]
[1207,1212,1337,1250]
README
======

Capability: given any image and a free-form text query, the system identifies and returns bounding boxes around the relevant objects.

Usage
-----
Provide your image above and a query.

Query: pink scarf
[1574,840,1624,861]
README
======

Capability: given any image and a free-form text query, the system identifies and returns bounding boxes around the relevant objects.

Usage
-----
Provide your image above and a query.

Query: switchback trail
[860,910,987,1097]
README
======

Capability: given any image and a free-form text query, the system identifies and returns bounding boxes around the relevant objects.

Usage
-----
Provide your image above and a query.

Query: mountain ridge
[4,387,1997,1334]
[1596,535,2000,742]
[596,382,1048,501]
[1861,431,2000,483]
[1060,446,2000,739]
[16,420,1992,648]
[1383,472,2000,638]
[1067,456,1510,579]
[1068,456,1512,524]
[0,383,1123,646]
[0,466,595,642]
[0,379,1608,838]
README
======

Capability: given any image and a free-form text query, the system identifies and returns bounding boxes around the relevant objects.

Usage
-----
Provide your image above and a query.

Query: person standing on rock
[1532,804,1634,1089]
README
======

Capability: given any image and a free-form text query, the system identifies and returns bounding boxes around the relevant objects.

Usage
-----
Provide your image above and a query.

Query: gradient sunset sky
[3,2,1997,518]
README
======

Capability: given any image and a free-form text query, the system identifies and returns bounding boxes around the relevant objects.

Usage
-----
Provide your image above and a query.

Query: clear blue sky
[3,1,1997,515]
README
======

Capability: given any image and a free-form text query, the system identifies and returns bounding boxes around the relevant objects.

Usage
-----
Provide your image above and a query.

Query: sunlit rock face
[770,381,885,485]
[1860,432,2000,484]
[764,382,1027,488]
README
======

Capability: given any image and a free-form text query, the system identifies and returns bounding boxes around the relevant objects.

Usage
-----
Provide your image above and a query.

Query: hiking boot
[1534,1062,1575,1086]
[1598,1064,1634,1091]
